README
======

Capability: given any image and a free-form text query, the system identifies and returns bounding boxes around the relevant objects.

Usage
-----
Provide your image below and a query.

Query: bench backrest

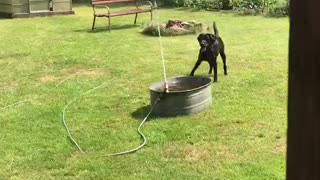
[91,0,138,5]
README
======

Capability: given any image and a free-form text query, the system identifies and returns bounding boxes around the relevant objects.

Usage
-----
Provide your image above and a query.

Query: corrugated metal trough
[149,76,212,117]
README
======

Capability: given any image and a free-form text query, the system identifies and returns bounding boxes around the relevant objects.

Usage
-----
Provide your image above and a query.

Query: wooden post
[287,0,320,179]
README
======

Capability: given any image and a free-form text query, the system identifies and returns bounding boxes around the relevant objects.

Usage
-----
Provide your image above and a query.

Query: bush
[73,0,289,16]
[159,0,178,6]
[186,0,218,10]
[231,0,264,15]
[268,0,289,16]
[231,0,264,9]
[159,0,231,10]
[230,0,289,16]
[221,0,232,9]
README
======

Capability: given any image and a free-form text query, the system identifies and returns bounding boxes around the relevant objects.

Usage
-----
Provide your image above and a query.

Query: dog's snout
[200,40,208,46]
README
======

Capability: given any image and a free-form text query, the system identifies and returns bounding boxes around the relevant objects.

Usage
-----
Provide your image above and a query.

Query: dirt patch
[0,82,19,92]
[162,144,209,163]
[39,67,104,85]
[66,152,83,159]
[39,75,59,83]
[184,145,209,162]
[274,143,286,154]
[64,67,104,77]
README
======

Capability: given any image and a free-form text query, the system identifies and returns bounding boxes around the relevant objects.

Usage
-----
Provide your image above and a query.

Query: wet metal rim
[149,76,212,93]
[149,76,212,117]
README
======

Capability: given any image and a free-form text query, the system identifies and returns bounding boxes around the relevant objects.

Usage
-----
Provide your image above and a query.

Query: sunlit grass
[0,4,288,179]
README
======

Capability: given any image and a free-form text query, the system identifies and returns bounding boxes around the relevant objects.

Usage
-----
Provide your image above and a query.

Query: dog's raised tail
[213,21,219,37]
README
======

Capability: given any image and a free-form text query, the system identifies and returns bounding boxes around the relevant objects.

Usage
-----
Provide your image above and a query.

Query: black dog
[190,22,227,82]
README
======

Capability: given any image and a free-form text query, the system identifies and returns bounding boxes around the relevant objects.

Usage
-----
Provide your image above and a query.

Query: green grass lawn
[0,4,288,179]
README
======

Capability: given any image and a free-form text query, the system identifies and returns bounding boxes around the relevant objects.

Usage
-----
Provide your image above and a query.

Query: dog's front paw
[213,77,218,83]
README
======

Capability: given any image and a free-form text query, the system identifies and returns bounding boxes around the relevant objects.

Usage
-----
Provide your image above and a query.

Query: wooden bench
[91,0,153,32]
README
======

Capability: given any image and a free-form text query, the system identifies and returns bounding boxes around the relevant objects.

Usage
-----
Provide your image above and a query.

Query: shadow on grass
[0,53,30,59]
[229,10,288,19]
[157,6,213,12]
[131,105,182,120]
[173,7,235,14]
[131,104,179,120]
[0,17,8,20]
[73,24,140,33]
[131,105,151,120]
[263,14,288,19]
[72,3,92,8]
[131,103,195,120]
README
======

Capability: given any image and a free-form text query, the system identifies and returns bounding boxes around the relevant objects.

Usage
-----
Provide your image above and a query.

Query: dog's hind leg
[220,51,227,75]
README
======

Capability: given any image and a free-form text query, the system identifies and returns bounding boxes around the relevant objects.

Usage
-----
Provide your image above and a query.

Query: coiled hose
[62,81,164,156]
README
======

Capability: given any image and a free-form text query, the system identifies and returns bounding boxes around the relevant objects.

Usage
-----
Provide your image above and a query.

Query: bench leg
[92,16,96,31]
[108,17,111,32]
[150,11,152,21]
[134,13,138,24]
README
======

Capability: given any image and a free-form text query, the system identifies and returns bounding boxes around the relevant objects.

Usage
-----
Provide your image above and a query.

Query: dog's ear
[209,34,216,42]
[197,34,203,42]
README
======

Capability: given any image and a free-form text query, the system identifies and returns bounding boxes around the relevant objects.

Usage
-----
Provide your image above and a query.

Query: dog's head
[197,33,217,53]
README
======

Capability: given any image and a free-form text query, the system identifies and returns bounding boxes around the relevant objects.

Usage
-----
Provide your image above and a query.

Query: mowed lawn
[0,4,288,179]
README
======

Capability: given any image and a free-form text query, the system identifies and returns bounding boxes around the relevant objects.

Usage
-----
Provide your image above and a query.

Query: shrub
[221,0,232,9]
[268,0,289,16]
[73,0,289,16]
[230,0,289,16]
[159,0,231,10]
[231,0,264,15]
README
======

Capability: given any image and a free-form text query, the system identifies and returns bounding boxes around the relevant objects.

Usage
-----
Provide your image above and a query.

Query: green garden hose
[61,79,163,156]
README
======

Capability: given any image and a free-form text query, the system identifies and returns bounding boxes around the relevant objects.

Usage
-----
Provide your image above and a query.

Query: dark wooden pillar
[287,0,320,179]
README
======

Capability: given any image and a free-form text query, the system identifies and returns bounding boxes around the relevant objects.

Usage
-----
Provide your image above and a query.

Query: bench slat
[95,9,151,17]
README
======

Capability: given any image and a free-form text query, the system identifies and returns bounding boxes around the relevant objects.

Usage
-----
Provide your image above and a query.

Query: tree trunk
[287,0,320,179]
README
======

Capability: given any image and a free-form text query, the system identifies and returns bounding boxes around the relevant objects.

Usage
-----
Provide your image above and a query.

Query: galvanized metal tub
[149,76,212,117]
